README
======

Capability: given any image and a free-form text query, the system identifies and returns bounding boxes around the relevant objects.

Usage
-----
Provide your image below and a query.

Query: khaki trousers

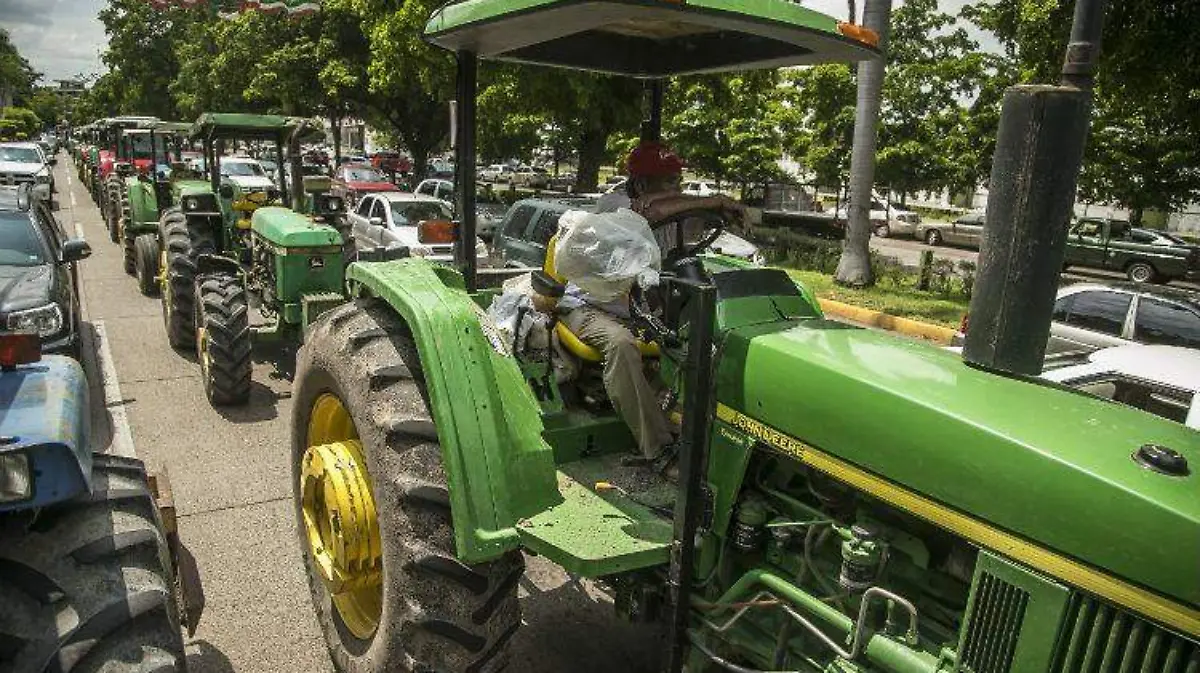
[562,307,673,458]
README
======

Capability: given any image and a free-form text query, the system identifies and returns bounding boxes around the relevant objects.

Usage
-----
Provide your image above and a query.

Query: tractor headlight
[7,303,63,338]
[182,193,218,212]
[0,452,31,502]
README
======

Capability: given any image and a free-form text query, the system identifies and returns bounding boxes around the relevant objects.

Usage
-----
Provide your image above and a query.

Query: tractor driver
[560,140,743,463]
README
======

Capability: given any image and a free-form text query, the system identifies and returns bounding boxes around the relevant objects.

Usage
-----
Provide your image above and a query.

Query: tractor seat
[544,234,660,364]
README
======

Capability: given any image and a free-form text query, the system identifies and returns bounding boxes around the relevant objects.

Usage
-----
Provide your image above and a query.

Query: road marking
[70,192,77,208]
[73,221,84,239]
[93,320,137,459]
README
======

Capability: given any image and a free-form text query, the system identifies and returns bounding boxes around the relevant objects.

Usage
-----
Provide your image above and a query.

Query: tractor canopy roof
[99,116,160,130]
[423,0,879,77]
[191,113,325,143]
[152,121,194,135]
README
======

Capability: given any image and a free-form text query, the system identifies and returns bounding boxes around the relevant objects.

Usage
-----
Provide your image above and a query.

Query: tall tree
[777,64,857,189]
[98,0,188,118]
[965,0,1200,223]
[0,28,39,106]
[837,0,893,288]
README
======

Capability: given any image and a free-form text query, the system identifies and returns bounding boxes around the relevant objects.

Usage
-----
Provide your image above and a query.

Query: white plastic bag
[553,208,660,302]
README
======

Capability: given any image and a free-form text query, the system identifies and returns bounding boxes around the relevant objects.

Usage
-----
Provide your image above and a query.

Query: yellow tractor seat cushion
[555,321,660,364]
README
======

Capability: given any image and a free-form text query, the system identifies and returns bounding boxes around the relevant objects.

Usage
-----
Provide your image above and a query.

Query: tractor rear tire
[194,272,252,406]
[293,299,523,673]
[103,176,122,244]
[135,234,160,297]
[0,454,186,673]
[120,191,136,275]
[160,209,215,349]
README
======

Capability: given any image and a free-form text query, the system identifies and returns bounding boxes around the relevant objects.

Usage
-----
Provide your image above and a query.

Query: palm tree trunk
[835,0,893,287]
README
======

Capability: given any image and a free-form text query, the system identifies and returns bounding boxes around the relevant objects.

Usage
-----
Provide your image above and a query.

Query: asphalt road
[871,233,1200,293]
[61,160,661,673]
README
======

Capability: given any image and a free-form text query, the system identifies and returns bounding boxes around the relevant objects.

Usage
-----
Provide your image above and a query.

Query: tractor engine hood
[250,206,342,248]
[717,318,1200,611]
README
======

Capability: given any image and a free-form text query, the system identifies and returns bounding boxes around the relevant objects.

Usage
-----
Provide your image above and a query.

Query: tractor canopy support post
[278,135,291,209]
[963,0,1108,376]
[664,281,717,673]
[644,79,665,142]
[454,50,478,293]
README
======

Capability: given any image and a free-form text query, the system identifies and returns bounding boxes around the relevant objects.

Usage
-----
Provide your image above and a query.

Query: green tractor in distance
[93,116,161,233]
[109,121,194,289]
[159,113,349,406]
[290,1,1200,672]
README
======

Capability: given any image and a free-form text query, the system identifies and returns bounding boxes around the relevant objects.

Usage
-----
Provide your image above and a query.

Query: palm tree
[835,0,892,287]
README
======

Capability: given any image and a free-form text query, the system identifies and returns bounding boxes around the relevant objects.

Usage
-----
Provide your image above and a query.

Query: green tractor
[92,116,161,227]
[158,113,349,406]
[290,1,1200,672]
[107,121,194,293]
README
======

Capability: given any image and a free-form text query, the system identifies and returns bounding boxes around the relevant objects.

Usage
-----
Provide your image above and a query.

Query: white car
[219,157,275,191]
[414,178,455,204]
[1041,344,1200,429]
[682,180,718,197]
[836,193,921,238]
[0,142,54,194]
[480,164,515,182]
[348,192,487,264]
[513,166,549,188]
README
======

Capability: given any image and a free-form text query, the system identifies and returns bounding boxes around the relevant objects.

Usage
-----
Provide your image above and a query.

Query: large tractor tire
[194,272,252,406]
[119,191,137,275]
[103,176,122,243]
[292,299,523,673]
[135,234,160,297]
[0,454,186,673]
[160,209,215,349]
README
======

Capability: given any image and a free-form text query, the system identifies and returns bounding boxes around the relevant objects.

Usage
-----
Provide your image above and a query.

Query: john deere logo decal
[309,256,325,270]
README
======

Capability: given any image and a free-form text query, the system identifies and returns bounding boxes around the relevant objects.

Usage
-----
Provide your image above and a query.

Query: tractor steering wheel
[649,207,729,270]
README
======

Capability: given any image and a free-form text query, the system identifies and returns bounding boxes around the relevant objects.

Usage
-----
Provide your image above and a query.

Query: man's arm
[635,192,745,226]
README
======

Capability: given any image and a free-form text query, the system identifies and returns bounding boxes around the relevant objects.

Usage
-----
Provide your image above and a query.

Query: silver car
[917,212,984,248]
[956,282,1200,355]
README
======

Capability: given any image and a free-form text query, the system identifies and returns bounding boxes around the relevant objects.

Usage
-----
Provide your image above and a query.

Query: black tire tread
[160,209,215,348]
[135,234,160,297]
[196,273,252,405]
[120,187,137,275]
[0,455,185,673]
[293,299,522,673]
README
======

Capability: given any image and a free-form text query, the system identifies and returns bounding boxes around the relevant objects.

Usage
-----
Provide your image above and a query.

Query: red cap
[627,141,684,178]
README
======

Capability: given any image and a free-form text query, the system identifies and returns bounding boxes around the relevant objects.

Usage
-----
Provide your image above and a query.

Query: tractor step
[515,453,673,578]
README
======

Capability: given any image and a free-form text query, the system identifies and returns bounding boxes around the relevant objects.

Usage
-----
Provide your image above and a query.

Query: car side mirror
[369,217,384,227]
[219,184,234,199]
[60,239,91,264]
[48,157,58,166]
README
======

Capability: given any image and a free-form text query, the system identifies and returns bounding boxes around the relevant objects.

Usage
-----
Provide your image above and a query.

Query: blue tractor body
[0,354,91,513]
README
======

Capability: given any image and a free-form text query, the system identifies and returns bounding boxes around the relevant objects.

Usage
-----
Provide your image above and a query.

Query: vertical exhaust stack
[962,0,1108,376]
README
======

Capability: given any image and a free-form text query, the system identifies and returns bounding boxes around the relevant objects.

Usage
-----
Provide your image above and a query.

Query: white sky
[0,0,998,83]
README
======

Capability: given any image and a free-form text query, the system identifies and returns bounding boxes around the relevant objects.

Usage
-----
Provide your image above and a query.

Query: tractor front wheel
[160,209,215,349]
[292,299,523,673]
[194,272,252,406]
[120,192,136,275]
[103,176,122,244]
[135,234,160,297]
[0,454,186,673]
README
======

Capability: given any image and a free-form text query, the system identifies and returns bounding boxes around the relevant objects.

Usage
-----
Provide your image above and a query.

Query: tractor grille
[1051,595,1199,673]
[960,571,1030,673]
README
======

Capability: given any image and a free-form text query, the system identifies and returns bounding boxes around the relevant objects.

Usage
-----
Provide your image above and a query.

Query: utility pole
[962,0,1109,375]
[835,0,892,288]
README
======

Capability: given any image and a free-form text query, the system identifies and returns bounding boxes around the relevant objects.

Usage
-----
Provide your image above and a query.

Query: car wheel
[873,223,890,238]
[925,229,943,246]
[1125,261,1156,284]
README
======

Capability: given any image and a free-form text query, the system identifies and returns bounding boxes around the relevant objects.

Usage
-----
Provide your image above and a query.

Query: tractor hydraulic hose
[709,570,940,673]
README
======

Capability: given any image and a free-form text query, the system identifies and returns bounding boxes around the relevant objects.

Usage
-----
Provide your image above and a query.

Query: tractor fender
[345,258,559,563]
[195,253,244,281]
[124,177,159,230]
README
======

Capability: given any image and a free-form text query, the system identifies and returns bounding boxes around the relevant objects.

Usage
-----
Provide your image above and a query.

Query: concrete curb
[817,298,957,344]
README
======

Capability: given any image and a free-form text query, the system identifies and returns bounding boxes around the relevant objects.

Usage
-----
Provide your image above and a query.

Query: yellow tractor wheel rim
[159,249,170,308]
[301,393,383,640]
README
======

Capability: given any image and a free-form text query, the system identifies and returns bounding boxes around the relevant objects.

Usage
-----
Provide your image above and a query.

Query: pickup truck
[1064,217,1200,284]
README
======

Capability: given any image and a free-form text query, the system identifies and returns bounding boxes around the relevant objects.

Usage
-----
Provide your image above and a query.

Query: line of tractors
[71,113,374,405]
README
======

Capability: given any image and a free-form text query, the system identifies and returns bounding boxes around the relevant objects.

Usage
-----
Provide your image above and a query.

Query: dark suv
[490,198,596,267]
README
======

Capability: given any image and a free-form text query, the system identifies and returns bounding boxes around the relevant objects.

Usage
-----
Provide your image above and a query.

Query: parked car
[0,142,55,194]
[546,171,577,192]
[414,178,455,203]
[682,180,718,197]
[836,195,922,238]
[1064,217,1200,283]
[332,163,399,205]
[0,187,90,357]
[1041,345,1199,429]
[916,211,982,247]
[491,197,761,268]
[370,150,410,175]
[480,164,516,182]
[415,179,509,240]
[219,156,275,191]
[347,192,487,264]
[513,165,549,189]
[955,282,1200,355]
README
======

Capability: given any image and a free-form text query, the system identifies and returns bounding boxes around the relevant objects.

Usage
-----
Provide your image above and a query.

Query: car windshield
[344,167,386,182]
[391,201,451,226]
[0,214,47,266]
[0,146,42,163]
[223,161,265,177]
